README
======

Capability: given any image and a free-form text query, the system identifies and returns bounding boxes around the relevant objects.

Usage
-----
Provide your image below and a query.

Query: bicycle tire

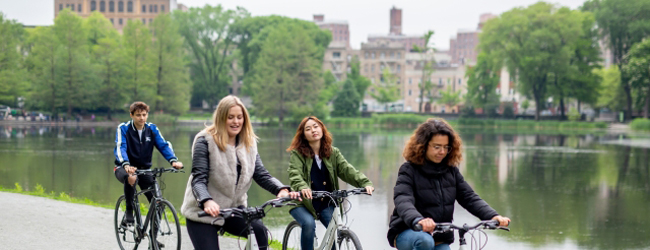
[338,229,362,250]
[114,195,140,250]
[150,200,181,250]
[282,220,302,250]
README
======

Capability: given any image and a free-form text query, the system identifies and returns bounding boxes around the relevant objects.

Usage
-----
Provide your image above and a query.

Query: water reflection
[1,125,649,249]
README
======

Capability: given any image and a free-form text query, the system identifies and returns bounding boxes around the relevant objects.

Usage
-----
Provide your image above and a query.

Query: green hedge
[630,118,650,131]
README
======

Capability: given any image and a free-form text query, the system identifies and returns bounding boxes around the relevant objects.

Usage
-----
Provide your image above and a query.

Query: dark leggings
[186,216,269,250]
[114,167,155,208]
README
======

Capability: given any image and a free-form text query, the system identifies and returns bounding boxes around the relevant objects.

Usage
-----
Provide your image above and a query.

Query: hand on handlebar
[203,200,220,217]
[301,188,312,200]
[491,215,511,227]
[365,186,374,195]
[277,188,302,201]
[124,165,136,175]
[171,161,183,169]
[418,218,436,233]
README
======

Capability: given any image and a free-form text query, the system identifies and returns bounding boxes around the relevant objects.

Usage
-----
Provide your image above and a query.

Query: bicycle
[198,196,298,250]
[114,167,184,250]
[414,220,510,250]
[282,188,369,250]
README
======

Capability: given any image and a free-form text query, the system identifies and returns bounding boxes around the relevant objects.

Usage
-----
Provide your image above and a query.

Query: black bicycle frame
[132,176,163,240]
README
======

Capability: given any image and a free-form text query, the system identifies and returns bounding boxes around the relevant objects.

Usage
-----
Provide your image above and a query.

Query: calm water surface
[1,125,649,250]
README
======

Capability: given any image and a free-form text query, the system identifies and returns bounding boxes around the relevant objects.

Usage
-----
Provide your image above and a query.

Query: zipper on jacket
[438,179,445,218]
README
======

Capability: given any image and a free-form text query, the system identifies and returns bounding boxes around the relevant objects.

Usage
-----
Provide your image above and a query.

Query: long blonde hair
[206,95,258,152]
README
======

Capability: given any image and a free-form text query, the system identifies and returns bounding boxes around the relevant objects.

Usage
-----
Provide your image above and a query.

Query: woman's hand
[491,215,511,227]
[203,200,220,217]
[277,188,302,201]
[300,188,312,200]
[418,218,436,233]
[364,186,374,195]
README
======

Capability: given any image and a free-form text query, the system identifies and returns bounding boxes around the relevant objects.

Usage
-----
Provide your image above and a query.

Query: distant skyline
[0,0,588,50]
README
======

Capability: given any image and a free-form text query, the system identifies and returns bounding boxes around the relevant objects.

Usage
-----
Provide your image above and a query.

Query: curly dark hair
[286,116,333,159]
[403,118,463,166]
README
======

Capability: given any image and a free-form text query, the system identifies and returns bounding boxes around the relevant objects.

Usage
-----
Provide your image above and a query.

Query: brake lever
[497,226,510,232]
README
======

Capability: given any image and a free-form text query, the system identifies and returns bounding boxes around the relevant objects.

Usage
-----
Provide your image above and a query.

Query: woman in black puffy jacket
[387,118,510,250]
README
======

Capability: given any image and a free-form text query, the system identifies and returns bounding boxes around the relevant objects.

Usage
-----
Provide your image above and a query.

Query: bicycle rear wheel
[114,195,140,250]
[282,220,302,250]
[150,200,181,250]
[338,229,362,250]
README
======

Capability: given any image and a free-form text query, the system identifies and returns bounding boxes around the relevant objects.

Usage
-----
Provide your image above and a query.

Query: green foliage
[622,39,650,117]
[594,67,626,111]
[246,22,324,126]
[568,107,581,121]
[438,86,462,108]
[521,99,530,112]
[0,13,27,107]
[465,53,500,108]
[630,118,650,131]
[174,5,248,108]
[371,68,401,111]
[332,79,360,117]
[121,19,154,104]
[503,102,515,119]
[346,57,371,105]
[413,30,436,113]
[151,13,191,115]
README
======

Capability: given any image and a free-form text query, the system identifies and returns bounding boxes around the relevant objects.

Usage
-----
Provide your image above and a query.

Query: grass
[630,118,650,131]
[0,183,286,249]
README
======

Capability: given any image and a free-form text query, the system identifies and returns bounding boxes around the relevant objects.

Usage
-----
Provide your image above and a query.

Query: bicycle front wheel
[338,229,362,250]
[150,200,181,250]
[282,220,302,250]
[114,195,139,250]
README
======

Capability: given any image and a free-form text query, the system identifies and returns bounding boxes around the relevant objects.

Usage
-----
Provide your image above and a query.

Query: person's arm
[151,124,179,165]
[333,147,373,188]
[287,151,310,192]
[393,163,424,229]
[454,168,499,220]
[114,125,130,167]
[252,154,290,195]
[190,136,212,209]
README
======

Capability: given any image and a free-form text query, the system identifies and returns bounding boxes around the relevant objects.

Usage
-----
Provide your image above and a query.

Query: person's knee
[127,175,137,186]
[413,233,435,249]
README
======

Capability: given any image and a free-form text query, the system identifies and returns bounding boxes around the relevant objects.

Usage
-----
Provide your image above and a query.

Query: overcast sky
[1,0,587,50]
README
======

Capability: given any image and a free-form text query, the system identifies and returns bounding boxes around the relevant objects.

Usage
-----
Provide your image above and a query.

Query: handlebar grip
[414,223,423,231]
[198,211,209,217]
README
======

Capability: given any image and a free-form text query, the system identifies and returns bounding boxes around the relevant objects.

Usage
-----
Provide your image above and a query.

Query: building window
[371,65,375,73]
[127,1,133,12]
[364,52,368,59]
[439,78,442,85]
[381,52,385,59]
[397,64,401,72]
[118,1,124,12]
[333,52,341,59]
[397,52,401,59]
[110,18,114,24]
[371,52,375,59]
[364,65,368,72]
[458,79,462,85]
[161,5,165,12]
[149,18,152,23]
[390,52,394,58]
[154,5,158,12]
[109,1,114,12]
[78,4,82,12]
[91,1,96,11]
[409,90,412,96]
[142,4,146,12]
[149,5,153,13]
[142,18,146,24]
[71,4,75,11]
[100,1,105,12]
[119,18,123,25]
[59,4,63,10]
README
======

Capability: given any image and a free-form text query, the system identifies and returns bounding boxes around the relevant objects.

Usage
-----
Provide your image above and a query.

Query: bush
[502,103,515,119]
[460,106,476,118]
[630,118,650,131]
[568,108,581,121]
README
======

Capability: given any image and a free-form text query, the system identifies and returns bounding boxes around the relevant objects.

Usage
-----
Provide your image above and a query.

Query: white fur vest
[180,129,257,225]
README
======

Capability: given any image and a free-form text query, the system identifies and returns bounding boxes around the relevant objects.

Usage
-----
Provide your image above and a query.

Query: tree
[151,13,191,115]
[121,19,154,104]
[594,66,626,112]
[53,9,94,116]
[371,68,401,112]
[0,13,27,107]
[438,86,462,112]
[174,5,249,107]
[246,22,323,127]
[331,79,360,117]
[622,39,650,118]
[412,30,436,113]
[583,0,650,120]
[25,26,61,114]
[480,3,587,120]
[92,27,124,120]
[465,53,500,109]
[346,57,371,104]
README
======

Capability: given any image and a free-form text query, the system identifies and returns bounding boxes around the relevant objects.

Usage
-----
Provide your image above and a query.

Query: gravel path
[0,192,243,250]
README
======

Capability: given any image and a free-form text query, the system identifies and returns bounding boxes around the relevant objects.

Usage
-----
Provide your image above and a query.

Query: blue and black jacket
[114,121,178,169]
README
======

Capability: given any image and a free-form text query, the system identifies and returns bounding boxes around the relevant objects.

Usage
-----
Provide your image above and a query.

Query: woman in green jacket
[287,116,374,250]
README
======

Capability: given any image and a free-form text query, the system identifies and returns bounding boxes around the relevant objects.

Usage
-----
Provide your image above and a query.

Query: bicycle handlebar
[134,167,184,176]
[197,197,297,219]
[414,220,510,234]
[310,188,369,200]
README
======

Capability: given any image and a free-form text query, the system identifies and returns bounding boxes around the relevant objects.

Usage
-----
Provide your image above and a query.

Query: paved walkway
[0,192,242,250]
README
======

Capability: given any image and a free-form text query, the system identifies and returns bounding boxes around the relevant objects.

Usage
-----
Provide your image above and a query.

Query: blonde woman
[181,95,299,250]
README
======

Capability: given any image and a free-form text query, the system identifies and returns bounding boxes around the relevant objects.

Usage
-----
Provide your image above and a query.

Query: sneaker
[156,240,165,248]
[123,209,135,225]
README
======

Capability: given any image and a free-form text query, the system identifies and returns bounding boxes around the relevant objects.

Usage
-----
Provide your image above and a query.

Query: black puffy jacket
[387,160,499,247]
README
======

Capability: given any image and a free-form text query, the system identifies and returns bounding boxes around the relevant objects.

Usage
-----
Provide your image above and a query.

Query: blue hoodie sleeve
[114,124,130,167]
[151,124,178,164]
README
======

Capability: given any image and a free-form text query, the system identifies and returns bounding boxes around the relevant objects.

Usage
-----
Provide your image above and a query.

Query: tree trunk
[559,97,566,121]
[619,64,633,121]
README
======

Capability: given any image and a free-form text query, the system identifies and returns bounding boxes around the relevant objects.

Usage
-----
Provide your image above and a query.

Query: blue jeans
[395,229,451,250]
[289,205,335,250]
